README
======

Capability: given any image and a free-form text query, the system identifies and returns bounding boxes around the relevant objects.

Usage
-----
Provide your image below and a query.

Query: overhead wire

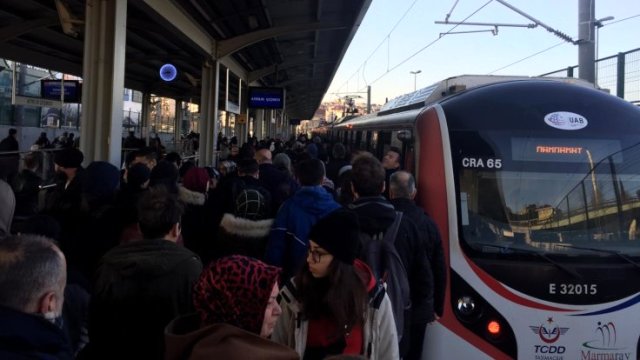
[487,10,640,75]
[333,0,420,95]
[363,0,494,90]
[487,41,566,74]
[607,13,640,26]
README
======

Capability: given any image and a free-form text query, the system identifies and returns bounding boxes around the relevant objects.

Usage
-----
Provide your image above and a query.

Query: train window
[370,131,379,155]
[357,131,365,150]
[390,130,405,150]
[377,131,391,159]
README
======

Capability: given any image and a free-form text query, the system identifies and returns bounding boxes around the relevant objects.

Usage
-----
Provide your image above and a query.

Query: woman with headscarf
[272,209,399,360]
[165,255,299,360]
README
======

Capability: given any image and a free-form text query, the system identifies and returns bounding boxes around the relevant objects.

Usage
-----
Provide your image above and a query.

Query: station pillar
[174,100,183,153]
[80,0,127,167]
[141,92,151,146]
[254,109,263,140]
[198,60,220,167]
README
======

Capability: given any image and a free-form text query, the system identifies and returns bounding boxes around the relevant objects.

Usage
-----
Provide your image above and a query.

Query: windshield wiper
[555,243,640,270]
[473,242,583,279]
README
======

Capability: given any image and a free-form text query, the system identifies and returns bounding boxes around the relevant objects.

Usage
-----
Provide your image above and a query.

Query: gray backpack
[359,211,411,342]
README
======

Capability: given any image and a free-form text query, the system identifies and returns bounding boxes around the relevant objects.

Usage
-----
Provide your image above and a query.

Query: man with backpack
[390,170,447,360]
[348,153,433,359]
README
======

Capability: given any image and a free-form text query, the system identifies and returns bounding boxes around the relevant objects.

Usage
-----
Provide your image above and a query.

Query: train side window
[355,131,363,149]
[359,131,367,150]
[370,131,379,155]
[390,130,405,150]
[377,131,392,159]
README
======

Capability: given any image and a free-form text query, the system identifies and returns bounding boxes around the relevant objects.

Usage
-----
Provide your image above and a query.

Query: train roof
[377,74,594,115]
[332,75,599,130]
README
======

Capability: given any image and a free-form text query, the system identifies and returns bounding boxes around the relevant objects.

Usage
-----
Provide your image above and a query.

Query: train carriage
[331,75,640,359]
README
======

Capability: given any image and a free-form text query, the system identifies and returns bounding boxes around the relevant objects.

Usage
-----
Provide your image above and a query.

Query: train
[323,75,640,359]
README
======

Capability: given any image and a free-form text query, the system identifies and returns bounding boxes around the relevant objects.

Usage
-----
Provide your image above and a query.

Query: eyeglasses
[307,248,329,263]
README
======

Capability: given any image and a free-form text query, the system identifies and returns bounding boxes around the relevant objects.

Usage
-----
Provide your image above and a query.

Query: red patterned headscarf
[193,255,281,334]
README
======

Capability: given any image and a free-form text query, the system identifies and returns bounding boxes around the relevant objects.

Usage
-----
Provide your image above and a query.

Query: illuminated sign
[159,64,177,82]
[40,80,82,103]
[248,87,284,109]
[511,138,622,163]
[535,146,583,155]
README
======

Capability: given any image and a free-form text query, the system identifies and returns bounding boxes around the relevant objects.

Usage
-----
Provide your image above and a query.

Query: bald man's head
[255,149,272,164]
[389,170,416,200]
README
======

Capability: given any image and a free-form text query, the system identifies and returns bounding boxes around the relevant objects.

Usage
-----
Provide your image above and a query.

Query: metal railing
[540,47,640,103]
[0,147,64,182]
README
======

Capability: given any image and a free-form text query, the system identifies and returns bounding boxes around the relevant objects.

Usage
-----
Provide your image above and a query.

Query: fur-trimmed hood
[179,185,206,206]
[219,213,273,239]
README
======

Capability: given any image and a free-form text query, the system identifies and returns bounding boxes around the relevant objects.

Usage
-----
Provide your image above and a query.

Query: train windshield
[454,130,640,257]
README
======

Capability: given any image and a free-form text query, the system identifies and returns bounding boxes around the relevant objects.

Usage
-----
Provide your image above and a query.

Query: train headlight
[456,295,476,316]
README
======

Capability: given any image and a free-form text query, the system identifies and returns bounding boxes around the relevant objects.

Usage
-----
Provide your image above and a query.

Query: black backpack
[359,211,411,342]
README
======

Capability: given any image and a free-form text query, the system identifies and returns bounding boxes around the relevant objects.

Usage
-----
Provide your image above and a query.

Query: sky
[323,0,640,105]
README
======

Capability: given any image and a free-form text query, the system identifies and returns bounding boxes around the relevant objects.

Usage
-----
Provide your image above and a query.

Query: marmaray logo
[582,321,623,350]
[530,317,569,344]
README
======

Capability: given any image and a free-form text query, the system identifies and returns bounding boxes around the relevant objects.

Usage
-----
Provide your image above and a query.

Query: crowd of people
[0,132,446,360]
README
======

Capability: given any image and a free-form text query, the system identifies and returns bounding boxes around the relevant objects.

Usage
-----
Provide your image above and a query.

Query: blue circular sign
[159,64,177,82]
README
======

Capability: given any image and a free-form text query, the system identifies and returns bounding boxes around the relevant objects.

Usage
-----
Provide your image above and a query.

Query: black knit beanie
[308,209,361,264]
[54,148,84,168]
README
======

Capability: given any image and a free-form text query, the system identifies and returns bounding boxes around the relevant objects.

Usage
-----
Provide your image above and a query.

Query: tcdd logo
[530,317,569,344]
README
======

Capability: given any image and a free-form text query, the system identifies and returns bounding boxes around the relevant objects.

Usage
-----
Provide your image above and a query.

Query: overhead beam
[0,17,60,42]
[279,77,324,87]
[216,21,347,58]
[0,42,81,76]
[248,57,335,83]
[140,0,215,56]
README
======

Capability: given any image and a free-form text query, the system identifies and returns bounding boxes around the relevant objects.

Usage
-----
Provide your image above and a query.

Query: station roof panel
[0,0,371,120]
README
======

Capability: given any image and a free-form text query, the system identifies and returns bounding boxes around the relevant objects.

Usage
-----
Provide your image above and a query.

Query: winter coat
[165,314,299,360]
[265,186,340,280]
[209,175,272,228]
[43,170,86,249]
[325,158,350,184]
[258,163,298,214]
[0,135,19,181]
[348,197,434,325]
[88,239,203,360]
[390,197,447,320]
[0,180,15,240]
[271,261,399,359]
[11,169,42,219]
[0,305,73,360]
[216,213,273,260]
[179,186,216,263]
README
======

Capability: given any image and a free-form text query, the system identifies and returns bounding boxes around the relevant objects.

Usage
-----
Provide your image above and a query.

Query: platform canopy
[0,0,371,119]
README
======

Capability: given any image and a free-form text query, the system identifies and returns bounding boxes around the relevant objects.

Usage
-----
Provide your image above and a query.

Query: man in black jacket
[348,153,433,359]
[0,235,72,359]
[389,170,447,359]
[0,128,19,182]
[88,187,202,359]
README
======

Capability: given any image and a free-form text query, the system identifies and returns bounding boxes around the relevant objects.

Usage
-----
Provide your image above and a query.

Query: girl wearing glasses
[272,209,399,359]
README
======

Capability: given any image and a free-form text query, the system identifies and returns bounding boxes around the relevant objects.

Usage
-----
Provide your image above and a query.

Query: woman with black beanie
[272,209,399,359]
